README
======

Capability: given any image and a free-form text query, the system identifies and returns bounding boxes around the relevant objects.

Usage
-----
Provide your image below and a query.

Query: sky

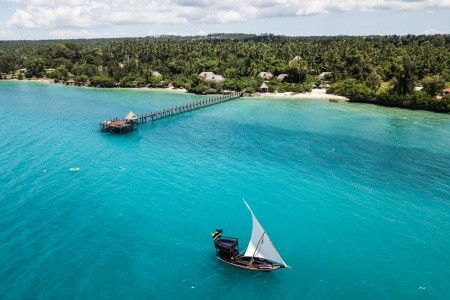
[0,0,449,40]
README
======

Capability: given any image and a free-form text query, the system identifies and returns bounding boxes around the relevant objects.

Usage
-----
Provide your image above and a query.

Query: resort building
[260,83,269,93]
[258,72,273,80]
[199,72,225,83]
[125,111,138,123]
[277,74,288,82]
[152,71,162,77]
[318,72,332,80]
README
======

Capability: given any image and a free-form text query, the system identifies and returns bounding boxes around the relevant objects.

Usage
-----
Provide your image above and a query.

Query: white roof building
[258,72,273,80]
[199,72,225,82]
[277,74,288,81]
[125,111,138,122]
[260,82,269,93]
[318,72,332,80]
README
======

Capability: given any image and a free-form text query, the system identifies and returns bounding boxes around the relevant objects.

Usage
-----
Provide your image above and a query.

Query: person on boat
[211,229,222,240]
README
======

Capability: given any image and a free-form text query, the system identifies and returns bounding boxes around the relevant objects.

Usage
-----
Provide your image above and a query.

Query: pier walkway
[100,91,244,133]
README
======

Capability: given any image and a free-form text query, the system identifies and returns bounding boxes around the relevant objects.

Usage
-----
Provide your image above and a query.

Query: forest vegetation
[0,34,449,112]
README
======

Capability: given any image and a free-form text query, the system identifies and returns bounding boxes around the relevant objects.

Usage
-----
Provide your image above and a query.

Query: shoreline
[2,79,347,101]
[251,89,348,100]
[2,78,447,113]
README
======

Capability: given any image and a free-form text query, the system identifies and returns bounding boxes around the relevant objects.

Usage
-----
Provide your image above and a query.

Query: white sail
[243,200,288,267]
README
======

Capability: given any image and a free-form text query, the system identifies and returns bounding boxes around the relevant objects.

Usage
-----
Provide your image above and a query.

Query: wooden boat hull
[212,201,290,272]
[216,255,283,272]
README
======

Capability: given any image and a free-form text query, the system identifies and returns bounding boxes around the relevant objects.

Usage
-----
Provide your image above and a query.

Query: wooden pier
[100,91,244,133]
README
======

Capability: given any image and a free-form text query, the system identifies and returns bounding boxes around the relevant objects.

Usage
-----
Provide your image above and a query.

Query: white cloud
[48,29,109,39]
[218,11,246,23]
[6,2,109,28]
[296,0,450,15]
[197,10,246,23]
[4,0,450,30]
[7,9,36,28]
[0,28,18,39]
[0,20,16,39]
[423,28,444,34]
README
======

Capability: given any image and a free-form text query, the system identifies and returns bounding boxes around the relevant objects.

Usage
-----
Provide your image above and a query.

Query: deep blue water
[0,81,449,299]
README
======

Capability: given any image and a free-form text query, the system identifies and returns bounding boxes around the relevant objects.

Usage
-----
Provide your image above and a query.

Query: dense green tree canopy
[421,75,446,97]
[1,34,449,111]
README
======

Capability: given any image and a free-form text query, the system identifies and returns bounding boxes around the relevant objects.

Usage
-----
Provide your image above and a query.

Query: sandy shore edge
[4,79,347,100]
[252,89,348,100]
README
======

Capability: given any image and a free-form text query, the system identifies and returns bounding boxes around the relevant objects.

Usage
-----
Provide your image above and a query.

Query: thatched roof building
[318,72,332,80]
[260,83,269,93]
[125,111,138,123]
[259,72,273,80]
[277,74,288,82]
[199,72,225,82]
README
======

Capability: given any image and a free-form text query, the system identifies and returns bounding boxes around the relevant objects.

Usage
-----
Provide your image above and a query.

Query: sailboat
[212,200,289,271]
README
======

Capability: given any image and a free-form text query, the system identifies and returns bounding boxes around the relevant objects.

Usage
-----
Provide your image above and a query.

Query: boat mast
[249,232,265,266]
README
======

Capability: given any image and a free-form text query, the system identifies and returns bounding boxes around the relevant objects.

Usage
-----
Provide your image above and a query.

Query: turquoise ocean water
[0,81,449,299]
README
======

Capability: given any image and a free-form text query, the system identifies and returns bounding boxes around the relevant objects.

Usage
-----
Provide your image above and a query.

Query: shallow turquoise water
[0,81,449,299]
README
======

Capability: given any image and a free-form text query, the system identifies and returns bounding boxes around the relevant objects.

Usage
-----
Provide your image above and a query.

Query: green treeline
[0,34,449,112]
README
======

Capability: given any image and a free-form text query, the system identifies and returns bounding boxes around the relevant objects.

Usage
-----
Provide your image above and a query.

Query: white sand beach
[5,79,346,101]
[254,88,348,100]
[161,87,348,100]
[164,86,188,93]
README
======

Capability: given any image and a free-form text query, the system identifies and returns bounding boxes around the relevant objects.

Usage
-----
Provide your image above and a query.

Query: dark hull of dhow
[216,255,284,272]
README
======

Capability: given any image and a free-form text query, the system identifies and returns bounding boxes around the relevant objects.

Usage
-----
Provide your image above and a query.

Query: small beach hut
[125,111,138,123]
[260,83,269,93]
[277,74,288,82]
[318,72,332,80]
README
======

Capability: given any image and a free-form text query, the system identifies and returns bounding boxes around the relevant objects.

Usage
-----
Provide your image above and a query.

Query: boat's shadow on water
[211,259,321,298]
[208,261,290,297]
